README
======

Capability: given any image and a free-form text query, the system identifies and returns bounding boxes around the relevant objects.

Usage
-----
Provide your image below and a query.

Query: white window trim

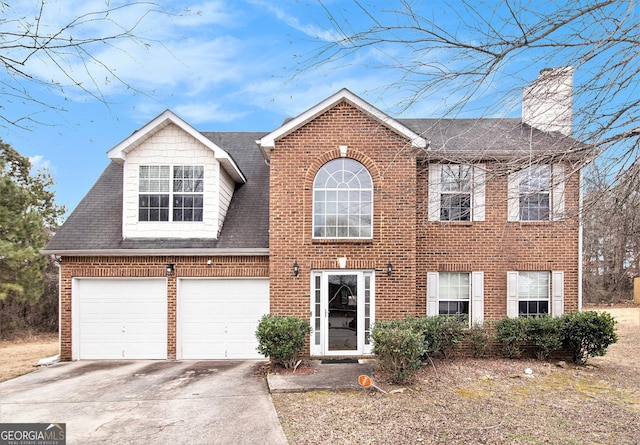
[506,271,564,318]
[428,163,485,222]
[138,164,204,223]
[507,164,565,222]
[426,271,484,326]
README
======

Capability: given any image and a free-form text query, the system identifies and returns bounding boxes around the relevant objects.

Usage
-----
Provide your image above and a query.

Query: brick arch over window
[303,149,382,241]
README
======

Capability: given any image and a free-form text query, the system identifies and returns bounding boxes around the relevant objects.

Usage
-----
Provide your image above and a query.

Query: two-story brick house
[44,67,588,360]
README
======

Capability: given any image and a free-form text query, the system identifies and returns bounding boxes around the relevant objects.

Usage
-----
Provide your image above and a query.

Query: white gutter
[40,248,270,257]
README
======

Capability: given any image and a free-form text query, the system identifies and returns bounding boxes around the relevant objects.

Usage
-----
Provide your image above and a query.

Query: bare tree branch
[303,0,639,301]
[0,1,169,130]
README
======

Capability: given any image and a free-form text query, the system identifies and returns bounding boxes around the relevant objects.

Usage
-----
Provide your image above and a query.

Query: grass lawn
[0,333,59,382]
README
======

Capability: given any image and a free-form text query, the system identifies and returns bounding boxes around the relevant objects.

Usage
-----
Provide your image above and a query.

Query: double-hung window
[428,163,485,222]
[427,271,485,326]
[507,271,565,318]
[508,164,565,222]
[313,158,373,238]
[440,165,472,221]
[519,166,550,221]
[438,272,471,322]
[139,165,203,222]
[517,271,549,317]
[172,166,204,222]
[139,166,170,222]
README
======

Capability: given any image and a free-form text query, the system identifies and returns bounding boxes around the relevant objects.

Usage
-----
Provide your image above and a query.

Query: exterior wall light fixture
[293,261,299,277]
[387,262,393,277]
[166,263,175,276]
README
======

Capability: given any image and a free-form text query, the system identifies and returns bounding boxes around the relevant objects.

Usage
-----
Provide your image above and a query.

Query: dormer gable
[108,110,246,240]
[257,88,427,159]
[108,110,245,183]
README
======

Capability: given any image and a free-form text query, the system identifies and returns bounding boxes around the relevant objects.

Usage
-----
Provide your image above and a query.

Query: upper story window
[519,165,550,221]
[508,164,565,222]
[172,166,204,222]
[313,158,373,238]
[428,163,485,222]
[139,165,203,222]
[440,164,472,221]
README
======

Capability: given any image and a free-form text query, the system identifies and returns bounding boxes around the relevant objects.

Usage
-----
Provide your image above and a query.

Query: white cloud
[28,155,51,172]
[98,36,244,92]
[166,1,236,28]
[6,0,523,132]
[10,1,247,98]
[247,0,338,42]
[173,102,247,124]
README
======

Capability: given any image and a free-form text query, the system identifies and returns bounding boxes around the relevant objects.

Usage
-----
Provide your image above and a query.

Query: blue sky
[1,1,636,215]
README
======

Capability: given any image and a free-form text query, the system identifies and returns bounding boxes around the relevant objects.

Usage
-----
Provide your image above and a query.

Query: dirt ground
[272,307,640,445]
[0,333,58,382]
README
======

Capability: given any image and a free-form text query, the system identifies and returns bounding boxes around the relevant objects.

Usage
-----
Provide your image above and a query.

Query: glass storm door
[310,271,374,356]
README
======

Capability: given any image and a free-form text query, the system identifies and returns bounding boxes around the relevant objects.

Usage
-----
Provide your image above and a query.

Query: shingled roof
[44,114,588,255]
[43,132,269,254]
[401,118,590,162]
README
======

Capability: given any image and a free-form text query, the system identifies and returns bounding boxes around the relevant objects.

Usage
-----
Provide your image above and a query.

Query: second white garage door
[177,278,269,359]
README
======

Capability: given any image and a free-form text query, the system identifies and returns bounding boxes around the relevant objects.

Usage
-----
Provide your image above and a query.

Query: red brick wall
[415,162,581,319]
[268,101,418,329]
[58,255,268,360]
[268,101,581,338]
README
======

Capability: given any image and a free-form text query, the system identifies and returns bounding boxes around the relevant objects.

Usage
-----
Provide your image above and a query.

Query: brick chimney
[522,67,574,136]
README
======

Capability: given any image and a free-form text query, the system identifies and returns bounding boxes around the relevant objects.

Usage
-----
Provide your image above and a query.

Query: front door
[310,271,374,356]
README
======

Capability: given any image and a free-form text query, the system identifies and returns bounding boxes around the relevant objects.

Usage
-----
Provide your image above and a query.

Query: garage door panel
[80,343,124,360]
[125,322,165,336]
[225,342,256,359]
[181,322,226,333]
[226,319,261,335]
[75,279,167,360]
[82,320,126,336]
[178,279,269,359]
[121,304,157,316]
[80,300,123,315]
[182,302,225,313]
[122,341,166,359]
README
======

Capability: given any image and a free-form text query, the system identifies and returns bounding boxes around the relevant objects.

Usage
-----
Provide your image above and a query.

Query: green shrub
[525,316,563,360]
[410,316,465,359]
[559,311,618,365]
[433,316,465,358]
[395,317,435,356]
[372,320,426,383]
[468,323,492,358]
[255,314,310,368]
[495,317,527,358]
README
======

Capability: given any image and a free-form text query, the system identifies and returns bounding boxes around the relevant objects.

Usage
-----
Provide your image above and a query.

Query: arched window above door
[313,158,373,238]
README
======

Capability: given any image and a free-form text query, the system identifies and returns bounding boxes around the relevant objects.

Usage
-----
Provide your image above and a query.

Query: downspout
[56,256,63,357]
[578,168,584,311]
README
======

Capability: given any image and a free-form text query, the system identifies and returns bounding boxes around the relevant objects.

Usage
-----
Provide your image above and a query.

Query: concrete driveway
[0,360,287,445]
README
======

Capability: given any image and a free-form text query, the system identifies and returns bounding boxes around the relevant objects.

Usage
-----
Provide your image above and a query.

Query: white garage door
[74,278,167,359]
[178,278,269,359]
